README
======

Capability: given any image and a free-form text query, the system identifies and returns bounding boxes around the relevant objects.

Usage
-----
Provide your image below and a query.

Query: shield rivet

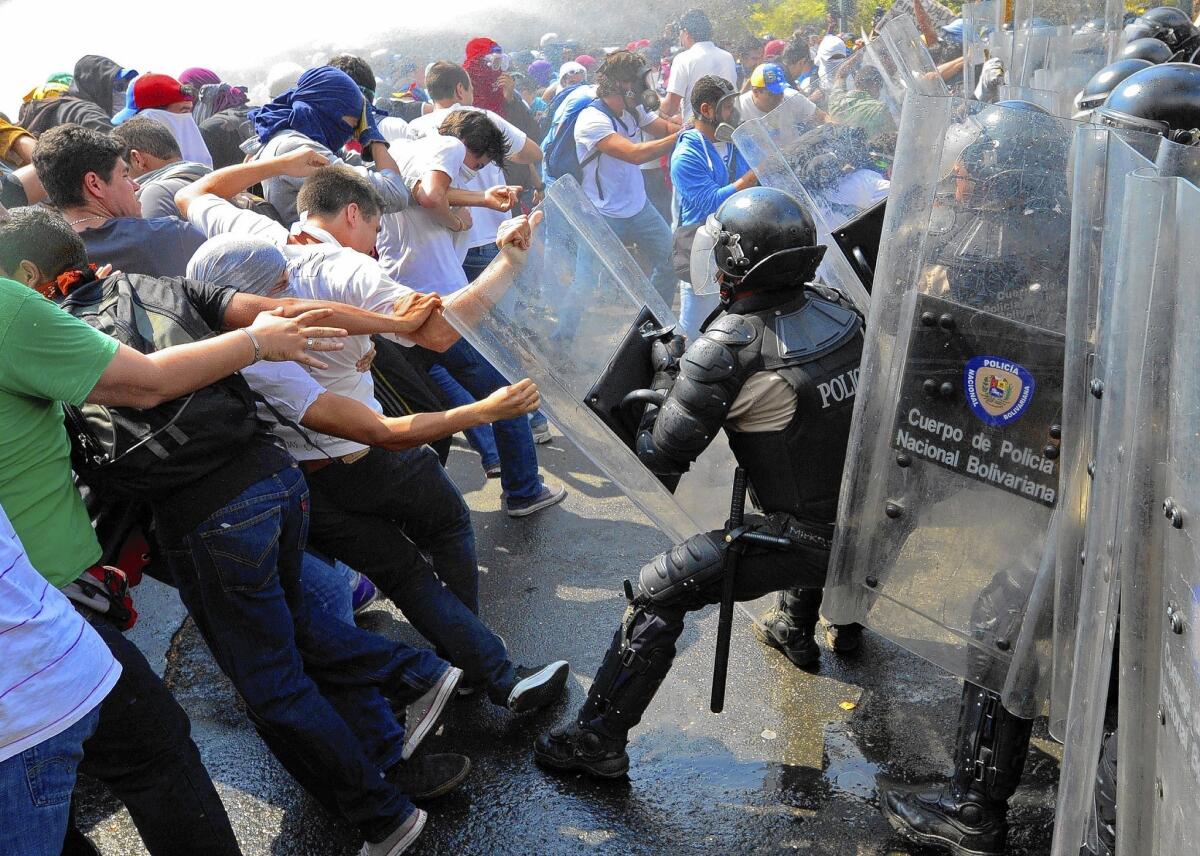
[1079,550,1086,565]
[1157,777,1164,799]
[865,576,879,588]
[923,378,939,397]
[939,382,954,398]
[1043,445,1059,461]
[1159,706,1166,725]
[1167,601,1185,634]
[1164,498,1184,529]
[1049,424,1062,440]
[1087,460,1096,478]
[896,453,913,468]
[920,312,937,327]
[995,638,1010,652]
[1089,379,1104,399]
[885,501,903,519]
[938,314,956,332]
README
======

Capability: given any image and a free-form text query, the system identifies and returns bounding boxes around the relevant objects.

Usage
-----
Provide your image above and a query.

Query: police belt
[746,514,834,552]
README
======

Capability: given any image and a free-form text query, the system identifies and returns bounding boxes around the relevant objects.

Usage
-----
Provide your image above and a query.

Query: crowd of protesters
[0,8,902,855]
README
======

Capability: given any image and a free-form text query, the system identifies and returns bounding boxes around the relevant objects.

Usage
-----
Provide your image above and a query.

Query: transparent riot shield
[962,0,1002,99]
[1047,142,1159,856]
[1110,173,1200,856]
[823,94,1077,716]
[733,15,945,312]
[444,175,735,542]
[1050,128,1154,742]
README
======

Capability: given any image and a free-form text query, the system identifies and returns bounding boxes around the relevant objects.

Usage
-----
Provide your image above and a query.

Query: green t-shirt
[0,278,118,587]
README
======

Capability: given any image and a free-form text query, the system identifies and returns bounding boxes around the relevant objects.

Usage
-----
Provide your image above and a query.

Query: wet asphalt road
[77,433,1061,855]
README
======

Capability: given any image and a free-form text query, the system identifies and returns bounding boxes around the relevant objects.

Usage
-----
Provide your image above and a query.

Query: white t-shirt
[185,194,415,459]
[378,116,412,143]
[574,102,657,219]
[407,105,527,249]
[667,41,738,122]
[0,503,120,763]
[822,169,890,224]
[379,134,471,295]
[736,87,818,122]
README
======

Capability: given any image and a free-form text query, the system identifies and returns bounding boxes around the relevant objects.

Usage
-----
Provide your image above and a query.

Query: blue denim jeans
[0,707,100,856]
[162,464,443,840]
[679,279,720,340]
[428,338,542,500]
[301,551,356,623]
[305,445,520,703]
[557,198,677,341]
[428,362,500,469]
[607,199,676,308]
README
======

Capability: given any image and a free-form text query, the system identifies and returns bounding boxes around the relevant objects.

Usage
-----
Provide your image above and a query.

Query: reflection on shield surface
[823,93,1078,718]
[445,176,736,543]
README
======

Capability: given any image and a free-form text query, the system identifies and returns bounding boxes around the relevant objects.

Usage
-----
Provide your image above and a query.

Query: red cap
[114,73,191,123]
[764,39,787,58]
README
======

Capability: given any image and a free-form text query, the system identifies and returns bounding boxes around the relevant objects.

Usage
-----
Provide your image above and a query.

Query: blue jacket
[669,128,750,227]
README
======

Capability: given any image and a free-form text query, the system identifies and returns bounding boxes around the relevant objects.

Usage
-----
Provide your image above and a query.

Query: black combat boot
[535,604,679,779]
[754,587,823,666]
[881,682,1034,856]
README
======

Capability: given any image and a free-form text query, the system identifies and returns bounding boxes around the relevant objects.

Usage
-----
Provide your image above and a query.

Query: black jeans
[79,615,242,855]
[306,445,518,703]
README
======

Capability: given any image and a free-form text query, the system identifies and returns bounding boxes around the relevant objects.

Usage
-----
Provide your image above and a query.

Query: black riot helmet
[1095,62,1200,144]
[952,100,1069,211]
[690,187,826,297]
[1137,6,1200,50]
[1078,58,1155,111]
[1119,36,1176,64]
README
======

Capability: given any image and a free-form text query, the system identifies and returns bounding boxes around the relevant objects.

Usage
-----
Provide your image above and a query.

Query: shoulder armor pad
[679,336,738,382]
[703,313,758,346]
[773,297,861,362]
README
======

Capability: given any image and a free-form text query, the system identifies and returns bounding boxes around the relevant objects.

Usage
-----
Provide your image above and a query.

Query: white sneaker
[403,666,462,760]
[360,808,426,856]
[503,483,568,518]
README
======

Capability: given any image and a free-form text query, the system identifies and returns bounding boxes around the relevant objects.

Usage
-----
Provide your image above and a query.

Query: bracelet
[240,328,262,363]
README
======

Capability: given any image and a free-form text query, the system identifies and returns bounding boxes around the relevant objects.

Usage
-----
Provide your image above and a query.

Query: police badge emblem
[965,356,1036,426]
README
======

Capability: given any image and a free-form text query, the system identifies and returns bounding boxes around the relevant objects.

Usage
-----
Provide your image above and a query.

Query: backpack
[60,274,265,499]
[542,87,627,185]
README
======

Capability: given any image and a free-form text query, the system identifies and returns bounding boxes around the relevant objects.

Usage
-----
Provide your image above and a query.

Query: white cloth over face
[186,234,288,296]
[140,108,214,168]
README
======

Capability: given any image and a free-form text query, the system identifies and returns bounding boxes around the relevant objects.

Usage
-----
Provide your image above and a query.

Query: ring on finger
[305,337,315,349]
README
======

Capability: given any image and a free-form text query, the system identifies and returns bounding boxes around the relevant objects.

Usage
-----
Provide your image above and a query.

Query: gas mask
[713,91,742,143]
[625,68,660,113]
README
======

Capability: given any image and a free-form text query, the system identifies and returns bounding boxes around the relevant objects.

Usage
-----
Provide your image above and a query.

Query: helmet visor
[689,214,723,295]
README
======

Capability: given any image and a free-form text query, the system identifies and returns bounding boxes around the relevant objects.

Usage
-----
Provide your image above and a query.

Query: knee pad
[637,532,725,604]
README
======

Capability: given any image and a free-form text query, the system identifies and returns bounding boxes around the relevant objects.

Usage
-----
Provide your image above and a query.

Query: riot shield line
[962,0,1002,99]
[1047,138,1158,856]
[823,93,1076,716]
[444,175,736,542]
[1050,128,1155,744]
[733,15,945,313]
[1111,173,1200,856]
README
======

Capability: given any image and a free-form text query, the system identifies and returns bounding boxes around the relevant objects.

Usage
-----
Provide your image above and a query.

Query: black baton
[711,467,748,713]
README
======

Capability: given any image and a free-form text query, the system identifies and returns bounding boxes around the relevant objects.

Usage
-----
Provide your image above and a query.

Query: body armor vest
[721,290,863,528]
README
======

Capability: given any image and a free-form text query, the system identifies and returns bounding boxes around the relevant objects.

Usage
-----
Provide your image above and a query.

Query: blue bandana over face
[250,66,363,152]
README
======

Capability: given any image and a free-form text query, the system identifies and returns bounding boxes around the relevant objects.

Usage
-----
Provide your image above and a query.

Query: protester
[659,9,737,122]
[32,124,208,276]
[175,151,573,698]
[0,203,474,855]
[0,501,122,856]
[248,66,408,224]
[21,55,137,135]
[737,62,823,122]
[670,76,756,337]
[113,117,211,218]
[464,37,507,117]
[574,51,679,306]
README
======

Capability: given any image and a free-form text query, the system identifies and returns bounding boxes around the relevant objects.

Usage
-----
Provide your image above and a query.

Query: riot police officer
[533,187,865,778]
[878,100,1073,856]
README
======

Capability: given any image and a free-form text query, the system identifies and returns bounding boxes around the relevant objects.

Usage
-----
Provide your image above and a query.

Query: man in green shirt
[0,266,344,855]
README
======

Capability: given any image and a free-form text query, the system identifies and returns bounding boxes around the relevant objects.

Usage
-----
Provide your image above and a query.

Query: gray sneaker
[403,666,462,760]
[503,483,567,518]
[531,421,553,444]
[360,808,426,856]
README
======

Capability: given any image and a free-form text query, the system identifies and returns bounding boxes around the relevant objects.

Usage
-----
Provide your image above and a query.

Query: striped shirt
[0,502,119,763]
